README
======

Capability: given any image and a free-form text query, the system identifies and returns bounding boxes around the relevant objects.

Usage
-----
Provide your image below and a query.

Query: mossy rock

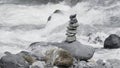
[23,55,36,65]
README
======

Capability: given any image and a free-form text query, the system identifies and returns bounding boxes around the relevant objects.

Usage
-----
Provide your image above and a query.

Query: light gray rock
[69,23,79,28]
[78,61,88,68]
[29,42,48,49]
[66,36,76,43]
[107,59,120,68]
[96,59,106,68]
[66,32,76,36]
[30,61,45,68]
[104,62,112,68]
[29,42,58,61]
[59,41,95,61]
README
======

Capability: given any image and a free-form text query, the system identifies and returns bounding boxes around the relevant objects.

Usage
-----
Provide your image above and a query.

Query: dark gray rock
[66,30,77,34]
[47,9,63,22]
[53,9,63,14]
[0,51,29,68]
[59,41,95,61]
[69,23,79,28]
[104,34,120,49]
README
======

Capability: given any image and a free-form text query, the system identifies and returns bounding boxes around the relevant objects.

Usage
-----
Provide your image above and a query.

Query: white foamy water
[0,0,120,60]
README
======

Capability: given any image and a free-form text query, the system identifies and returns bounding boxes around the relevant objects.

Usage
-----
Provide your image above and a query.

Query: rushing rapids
[0,0,120,62]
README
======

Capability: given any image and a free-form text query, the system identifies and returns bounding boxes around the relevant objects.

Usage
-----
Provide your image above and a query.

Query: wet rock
[66,30,77,34]
[104,62,112,68]
[59,41,95,61]
[17,51,36,65]
[47,9,63,22]
[87,62,97,68]
[107,59,120,68]
[66,32,76,36]
[29,42,58,61]
[53,9,62,14]
[96,59,106,68]
[78,61,89,68]
[0,51,29,68]
[66,36,76,43]
[30,61,45,68]
[104,34,120,49]
[45,48,73,67]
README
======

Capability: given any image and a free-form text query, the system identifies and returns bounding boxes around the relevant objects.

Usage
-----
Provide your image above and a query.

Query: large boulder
[58,41,95,61]
[104,34,120,49]
[0,51,29,68]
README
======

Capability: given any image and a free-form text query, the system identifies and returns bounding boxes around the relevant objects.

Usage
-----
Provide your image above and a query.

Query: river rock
[106,59,120,68]
[30,61,45,68]
[66,36,76,43]
[77,61,88,68]
[0,51,29,68]
[29,42,58,61]
[45,48,73,67]
[17,51,36,65]
[96,59,106,68]
[59,41,95,61]
[104,34,120,49]
[69,23,79,28]
[66,30,77,34]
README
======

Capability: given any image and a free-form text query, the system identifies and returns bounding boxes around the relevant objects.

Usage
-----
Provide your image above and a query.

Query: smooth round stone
[0,52,29,68]
[65,36,76,43]
[69,19,78,24]
[30,61,45,68]
[67,26,77,30]
[69,23,79,28]
[104,34,120,49]
[66,30,77,34]
[59,41,95,61]
[66,32,76,37]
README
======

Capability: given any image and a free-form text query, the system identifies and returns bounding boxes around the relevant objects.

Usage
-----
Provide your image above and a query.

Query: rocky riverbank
[0,41,120,68]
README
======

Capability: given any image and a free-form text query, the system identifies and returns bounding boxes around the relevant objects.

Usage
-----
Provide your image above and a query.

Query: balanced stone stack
[65,14,79,43]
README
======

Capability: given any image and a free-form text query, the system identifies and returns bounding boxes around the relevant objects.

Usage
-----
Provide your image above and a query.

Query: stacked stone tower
[65,14,79,43]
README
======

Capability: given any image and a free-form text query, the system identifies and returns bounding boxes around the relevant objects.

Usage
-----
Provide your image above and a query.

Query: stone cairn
[65,14,79,43]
